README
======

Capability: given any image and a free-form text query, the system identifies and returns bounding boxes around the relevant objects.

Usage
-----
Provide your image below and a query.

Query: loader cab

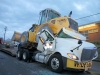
[68,18,78,31]
[39,8,61,25]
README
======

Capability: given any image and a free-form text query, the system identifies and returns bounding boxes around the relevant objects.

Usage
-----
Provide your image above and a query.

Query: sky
[0,0,100,39]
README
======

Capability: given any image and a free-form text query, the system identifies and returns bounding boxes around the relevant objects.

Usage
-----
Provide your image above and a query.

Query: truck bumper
[62,56,92,71]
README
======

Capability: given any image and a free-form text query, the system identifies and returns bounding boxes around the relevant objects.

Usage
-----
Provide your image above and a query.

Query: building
[78,21,100,42]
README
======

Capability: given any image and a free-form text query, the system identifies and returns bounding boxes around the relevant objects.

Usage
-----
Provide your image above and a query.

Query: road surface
[0,51,100,75]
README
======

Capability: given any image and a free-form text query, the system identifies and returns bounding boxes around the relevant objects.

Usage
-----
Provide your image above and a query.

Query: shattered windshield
[57,29,74,38]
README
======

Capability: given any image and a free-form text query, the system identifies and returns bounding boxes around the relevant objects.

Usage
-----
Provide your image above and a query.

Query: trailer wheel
[49,54,63,73]
[17,50,23,60]
[22,49,29,62]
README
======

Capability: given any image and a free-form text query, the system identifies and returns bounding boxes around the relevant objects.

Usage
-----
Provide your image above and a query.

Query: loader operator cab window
[39,10,46,25]
[68,18,78,31]
[39,9,60,25]
[48,10,60,21]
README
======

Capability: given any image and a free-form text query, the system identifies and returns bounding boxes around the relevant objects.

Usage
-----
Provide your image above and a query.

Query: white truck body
[15,27,98,72]
[36,28,98,65]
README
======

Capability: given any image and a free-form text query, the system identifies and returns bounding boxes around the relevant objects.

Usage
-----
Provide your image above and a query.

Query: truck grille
[81,47,97,62]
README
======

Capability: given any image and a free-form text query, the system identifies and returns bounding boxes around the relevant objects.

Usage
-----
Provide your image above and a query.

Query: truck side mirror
[78,40,82,44]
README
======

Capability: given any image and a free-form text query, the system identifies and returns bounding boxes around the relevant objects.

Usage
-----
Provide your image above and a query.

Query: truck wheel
[22,49,29,62]
[17,50,23,60]
[49,54,63,73]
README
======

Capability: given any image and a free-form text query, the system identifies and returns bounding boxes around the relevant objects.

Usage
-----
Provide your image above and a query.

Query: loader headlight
[67,53,79,60]
[44,43,52,50]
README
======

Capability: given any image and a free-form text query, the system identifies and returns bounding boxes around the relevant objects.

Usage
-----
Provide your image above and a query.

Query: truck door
[37,29,55,55]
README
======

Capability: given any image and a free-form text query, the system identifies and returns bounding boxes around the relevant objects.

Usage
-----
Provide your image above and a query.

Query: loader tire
[17,50,23,60]
[36,25,53,43]
[17,44,23,60]
[22,49,29,62]
[49,54,63,73]
[20,31,28,47]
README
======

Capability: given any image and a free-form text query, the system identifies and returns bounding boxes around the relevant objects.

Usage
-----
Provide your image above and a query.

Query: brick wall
[79,23,100,42]
[88,24,100,42]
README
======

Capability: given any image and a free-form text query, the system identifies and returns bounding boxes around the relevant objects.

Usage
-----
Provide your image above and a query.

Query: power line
[75,13,100,20]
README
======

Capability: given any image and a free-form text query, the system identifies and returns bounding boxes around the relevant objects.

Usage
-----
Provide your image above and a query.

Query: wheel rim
[23,52,26,60]
[17,51,20,57]
[51,58,59,70]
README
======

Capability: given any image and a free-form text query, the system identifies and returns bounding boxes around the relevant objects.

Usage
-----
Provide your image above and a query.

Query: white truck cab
[35,27,98,72]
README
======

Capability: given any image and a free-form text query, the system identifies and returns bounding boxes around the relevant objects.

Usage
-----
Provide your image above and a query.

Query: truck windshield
[57,29,74,38]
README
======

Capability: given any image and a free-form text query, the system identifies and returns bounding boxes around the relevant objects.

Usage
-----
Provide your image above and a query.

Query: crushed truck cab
[36,28,98,72]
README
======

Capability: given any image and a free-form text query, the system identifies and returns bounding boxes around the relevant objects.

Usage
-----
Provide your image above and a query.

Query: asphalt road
[0,51,100,75]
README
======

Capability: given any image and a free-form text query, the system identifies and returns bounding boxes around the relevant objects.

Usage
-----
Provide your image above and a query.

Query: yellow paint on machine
[66,59,92,69]
[28,31,34,42]
[28,17,78,43]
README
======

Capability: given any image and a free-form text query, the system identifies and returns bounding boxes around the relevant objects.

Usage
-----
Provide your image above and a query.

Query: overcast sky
[0,0,100,39]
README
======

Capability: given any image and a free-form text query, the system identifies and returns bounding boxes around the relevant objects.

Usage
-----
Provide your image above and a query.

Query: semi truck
[12,8,98,73]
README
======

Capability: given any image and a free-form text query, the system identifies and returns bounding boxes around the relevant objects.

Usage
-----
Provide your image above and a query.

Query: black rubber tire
[22,49,29,62]
[17,50,23,60]
[17,44,23,60]
[20,31,28,47]
[49,54,63,73]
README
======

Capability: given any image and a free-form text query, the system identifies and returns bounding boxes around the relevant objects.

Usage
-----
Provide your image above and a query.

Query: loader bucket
[11,31,21,42]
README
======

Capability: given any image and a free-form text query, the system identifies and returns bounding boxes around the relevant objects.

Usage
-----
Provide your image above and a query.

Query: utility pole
[4,26,7,42]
